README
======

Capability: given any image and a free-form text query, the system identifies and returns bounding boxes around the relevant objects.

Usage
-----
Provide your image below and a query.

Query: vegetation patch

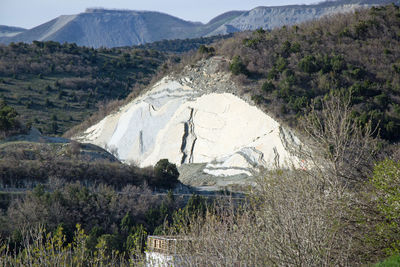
[215,4,400,141]
[0,41,167,135]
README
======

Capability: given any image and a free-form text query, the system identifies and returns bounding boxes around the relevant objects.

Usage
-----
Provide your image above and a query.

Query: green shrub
[282,69,296,85]
[370,159,400,255]
[251,95,265,105]
[349,67,366,79]
[230,56,248,75]
[331,55,346,73]
[375,254,400,267]
[375,93,389,107]
[280,41,292,58]
[262,81,275,93]
[354,20,370,38]
[298,55,319,74]
[154,159,179,188]
[198,45,215,55]
[275,56,288,72]
[267,68,278,80]
[0,99,20,134]
[243,38,260,48]
[290,42,301,53]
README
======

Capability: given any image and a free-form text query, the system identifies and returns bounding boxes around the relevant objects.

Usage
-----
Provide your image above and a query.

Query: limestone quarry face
[75,58,303,184]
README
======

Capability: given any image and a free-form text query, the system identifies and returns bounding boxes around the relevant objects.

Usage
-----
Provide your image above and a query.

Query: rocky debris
[174,57,239,95]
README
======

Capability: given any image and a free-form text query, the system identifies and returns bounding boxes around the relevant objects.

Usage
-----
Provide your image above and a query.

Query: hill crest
[1,0,395,47]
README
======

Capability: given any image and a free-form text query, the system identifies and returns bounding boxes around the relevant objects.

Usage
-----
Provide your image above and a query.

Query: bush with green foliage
[230,55,248,76]
[298,55,319,74]
[0,100,19,131]
[374,254,400,267]
[261,81,275,93]
[154,159,179,188]
[198,45,215,55]
[370,159,400,255]
[0,99,23,137]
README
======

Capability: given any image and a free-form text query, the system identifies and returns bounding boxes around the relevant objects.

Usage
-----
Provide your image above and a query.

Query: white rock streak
[38,15,78,41]
[76,76,301,177]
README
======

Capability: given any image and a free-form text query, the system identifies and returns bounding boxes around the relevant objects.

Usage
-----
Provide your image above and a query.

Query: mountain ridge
[0,25,26,37]
[1,0,396,48]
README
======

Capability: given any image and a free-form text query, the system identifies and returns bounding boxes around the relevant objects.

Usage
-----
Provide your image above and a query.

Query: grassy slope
[0,138,173,190]
[375,254,400,267]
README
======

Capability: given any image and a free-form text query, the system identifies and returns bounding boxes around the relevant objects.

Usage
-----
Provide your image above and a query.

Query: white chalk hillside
[75,58,303,178]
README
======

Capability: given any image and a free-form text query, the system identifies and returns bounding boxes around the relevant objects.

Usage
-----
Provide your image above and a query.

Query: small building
[146,235,246,266]
[145,236,184,267]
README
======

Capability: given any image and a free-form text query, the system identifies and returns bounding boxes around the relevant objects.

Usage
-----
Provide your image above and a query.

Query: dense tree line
[0,181,211,264]
[133,34,233,53]
[0,143,180,190]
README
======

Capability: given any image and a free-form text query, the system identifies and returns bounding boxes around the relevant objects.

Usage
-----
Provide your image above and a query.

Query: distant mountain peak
[1,0,396,47]
[0,25,26,38]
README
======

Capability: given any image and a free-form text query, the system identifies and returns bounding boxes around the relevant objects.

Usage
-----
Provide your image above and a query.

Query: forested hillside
[0,41,166,134]
[1,5,400,266]
[213,4,400,141]
[133,34,233,53]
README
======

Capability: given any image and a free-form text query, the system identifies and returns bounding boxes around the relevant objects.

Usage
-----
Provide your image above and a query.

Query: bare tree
[165,93,379,266]
[300,93,379,186]
[170,170,355,266]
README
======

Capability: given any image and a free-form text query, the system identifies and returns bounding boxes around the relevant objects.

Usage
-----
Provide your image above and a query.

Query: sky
[0,0,320,29]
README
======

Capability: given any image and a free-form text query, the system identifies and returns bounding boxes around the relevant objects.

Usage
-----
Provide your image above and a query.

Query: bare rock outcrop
[75,58,305,186]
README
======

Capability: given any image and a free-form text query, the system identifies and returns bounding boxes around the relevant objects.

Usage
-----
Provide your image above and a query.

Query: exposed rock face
[1,0,395,47]
[75,58,303,181]
[206,1,385,35]
[0,25,26,37]
[0,10,200,48]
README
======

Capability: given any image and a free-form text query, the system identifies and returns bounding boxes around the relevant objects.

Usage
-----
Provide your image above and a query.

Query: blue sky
[0,0,320,29]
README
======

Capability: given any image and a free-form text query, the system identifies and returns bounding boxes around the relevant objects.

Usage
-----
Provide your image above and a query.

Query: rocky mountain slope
[0,8,238,48]
[0,25,26,37]
[75,57,304,187]
[1,0,395,47]
[206,0,398,35]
